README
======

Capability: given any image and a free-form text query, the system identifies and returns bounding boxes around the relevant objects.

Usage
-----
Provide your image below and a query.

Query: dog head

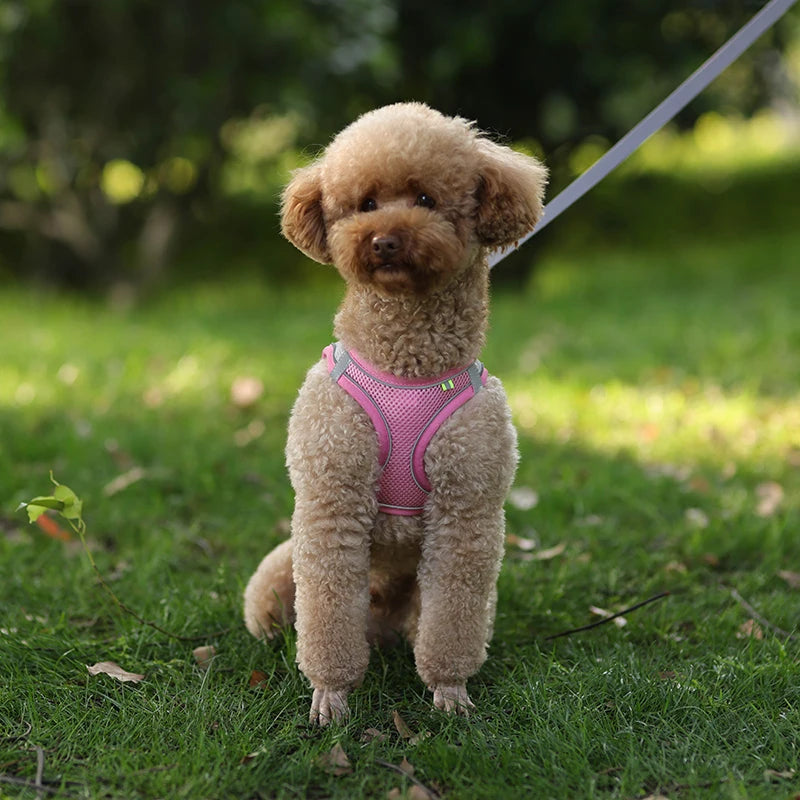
[281,103,547,295]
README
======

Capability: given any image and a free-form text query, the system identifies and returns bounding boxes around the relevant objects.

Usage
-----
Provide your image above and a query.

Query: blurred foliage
[0,0,797,290]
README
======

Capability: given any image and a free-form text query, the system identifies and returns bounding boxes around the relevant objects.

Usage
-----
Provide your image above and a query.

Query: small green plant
[17,471,85,532]
[17,472,218,642]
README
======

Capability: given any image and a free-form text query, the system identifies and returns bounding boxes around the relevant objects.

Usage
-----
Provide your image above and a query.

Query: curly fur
[243,102,547,724]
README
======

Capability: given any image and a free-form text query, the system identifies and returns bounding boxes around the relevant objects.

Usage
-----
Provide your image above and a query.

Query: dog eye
[415,193,436,209]
[360,197,378,212]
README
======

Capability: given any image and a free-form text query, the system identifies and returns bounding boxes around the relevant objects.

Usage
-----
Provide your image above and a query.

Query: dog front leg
[287,362,380,725]
[414,377,518,715]
[292,495,374,725]
[414,509,505,715]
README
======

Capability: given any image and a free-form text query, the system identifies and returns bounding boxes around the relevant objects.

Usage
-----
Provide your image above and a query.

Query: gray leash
[489,0,799,268]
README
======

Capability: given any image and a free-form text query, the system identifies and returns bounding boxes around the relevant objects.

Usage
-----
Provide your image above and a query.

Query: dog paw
[309,687,350,726]
[430,684,475,716]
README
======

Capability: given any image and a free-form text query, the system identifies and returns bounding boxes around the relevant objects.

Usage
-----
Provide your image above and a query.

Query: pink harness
[323,343,488,515]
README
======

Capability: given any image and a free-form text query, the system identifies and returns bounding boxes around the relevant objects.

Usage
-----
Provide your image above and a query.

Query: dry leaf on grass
[506,533,537,551]
[756,481,784,517]
[103,466,147,497]
[391,710,430,745]
[360,727,388,743]
[392,710,414,739]
[316,743,352,776]
[764,768,795,780]
[387,785,434,800]
[35,513,72,542]
[508,486,539,510]
[397,758,415,777]
[589,606,627,628]
[737,619,764,640]
[86,661,144,683]
[240,747,267,765]
[777,570,800,590]
[531,542,566,561]
[192,645,216,670]
[248,670,268,689]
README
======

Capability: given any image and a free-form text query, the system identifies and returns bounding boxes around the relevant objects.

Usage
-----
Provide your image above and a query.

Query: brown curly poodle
[244,102,547,724]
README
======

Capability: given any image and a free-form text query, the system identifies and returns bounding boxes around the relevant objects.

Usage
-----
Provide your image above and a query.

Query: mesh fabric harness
[323,343,488,515]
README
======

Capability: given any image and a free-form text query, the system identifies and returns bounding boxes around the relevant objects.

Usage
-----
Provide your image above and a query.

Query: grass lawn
[1,220,799,797]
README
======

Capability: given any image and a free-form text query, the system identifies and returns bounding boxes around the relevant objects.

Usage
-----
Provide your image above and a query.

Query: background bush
[0,0,797,290]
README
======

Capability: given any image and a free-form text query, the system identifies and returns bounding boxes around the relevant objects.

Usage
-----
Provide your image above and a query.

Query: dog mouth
[371,262,411,275]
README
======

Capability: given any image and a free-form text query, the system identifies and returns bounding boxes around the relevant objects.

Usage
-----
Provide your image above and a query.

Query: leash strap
[489,0,799,268]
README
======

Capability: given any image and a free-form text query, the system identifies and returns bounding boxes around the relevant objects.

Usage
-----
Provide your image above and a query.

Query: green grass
[1,224,799,798]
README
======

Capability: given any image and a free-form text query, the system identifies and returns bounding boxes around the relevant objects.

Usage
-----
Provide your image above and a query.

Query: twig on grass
[374,758,440,799]
[0,775,73,796]
[725,585,798,641]
[34,746,44,800]
[545,592,671,641]
[1,721,32,742]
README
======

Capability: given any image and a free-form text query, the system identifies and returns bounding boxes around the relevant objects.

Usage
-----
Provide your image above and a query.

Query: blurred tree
[0,0,795,288]
[0,0,395,288]
[384,0,798,186]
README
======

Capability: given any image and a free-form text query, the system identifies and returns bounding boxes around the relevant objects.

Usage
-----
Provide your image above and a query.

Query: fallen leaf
[764,769,794,780]
[701,553,720,567]
[248,670,268,689]
[103,466,147,497]
[508,486,539,511]
[530,542,566,561]
[391,710,430,745]
[316,743,351,776]
[398,758,415,777]
[240,747,267,765]
[192,645,216,670]
[658,671,676,680]
[777,570,800,590]
[35,513,72,542]
[756,482,784,517]
[86,661,144,683]
[392,709,414,739]
[360,727,387,743]
[764,768,795,780]
[737,619,763,640]
[506,533,537,551]
[231,376,264,409]
[589,606,627,628]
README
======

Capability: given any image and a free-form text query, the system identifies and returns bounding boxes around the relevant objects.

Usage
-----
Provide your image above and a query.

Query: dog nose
[371,234,401,259]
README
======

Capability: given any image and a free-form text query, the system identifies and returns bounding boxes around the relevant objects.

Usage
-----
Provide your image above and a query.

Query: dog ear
[280,162,331,264]
[474,138,548,249]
